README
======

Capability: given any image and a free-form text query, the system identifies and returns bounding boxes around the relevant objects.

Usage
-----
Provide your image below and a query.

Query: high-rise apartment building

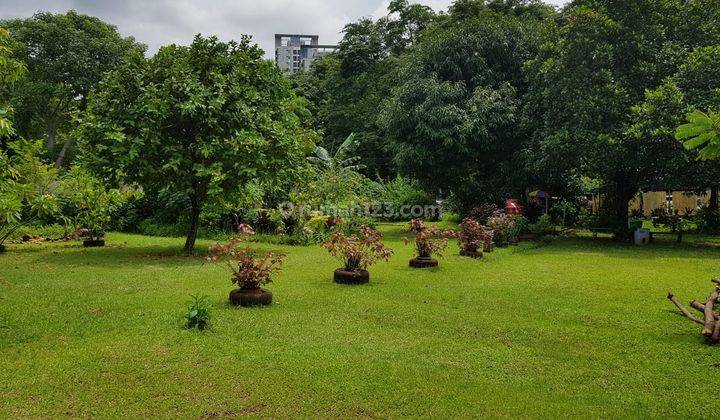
[274,34,336,74]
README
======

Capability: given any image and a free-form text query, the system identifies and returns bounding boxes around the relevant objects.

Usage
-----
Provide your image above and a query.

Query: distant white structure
[274,34,336,74]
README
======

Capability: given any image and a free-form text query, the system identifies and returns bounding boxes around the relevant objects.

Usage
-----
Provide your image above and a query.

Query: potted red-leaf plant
[321,225,393,284]
[206,224,286,307]
[404,218,456,268]
[458,218,493,259]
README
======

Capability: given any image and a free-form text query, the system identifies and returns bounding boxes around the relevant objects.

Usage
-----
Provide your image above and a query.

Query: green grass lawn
[2,223,720,418]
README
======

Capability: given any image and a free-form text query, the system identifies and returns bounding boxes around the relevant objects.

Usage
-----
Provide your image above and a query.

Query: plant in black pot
[458,218,493,258]
[321,224,393,284]
[206,224,286,306]
[405,218,456,268]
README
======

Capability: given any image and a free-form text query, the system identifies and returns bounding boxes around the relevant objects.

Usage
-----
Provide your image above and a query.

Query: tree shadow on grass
[16,240,289,270]
[19,244,208,269]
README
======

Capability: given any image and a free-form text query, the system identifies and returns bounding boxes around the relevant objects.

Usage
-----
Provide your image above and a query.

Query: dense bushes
[370,177,436,221]
[0,140,60,250]
[59,168,136,242]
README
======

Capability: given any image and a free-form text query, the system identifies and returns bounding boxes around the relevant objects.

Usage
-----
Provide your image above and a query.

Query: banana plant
[676,109,720,160]
[307,133,366,172]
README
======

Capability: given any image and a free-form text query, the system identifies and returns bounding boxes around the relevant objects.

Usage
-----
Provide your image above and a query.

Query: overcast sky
[1,0,569,58]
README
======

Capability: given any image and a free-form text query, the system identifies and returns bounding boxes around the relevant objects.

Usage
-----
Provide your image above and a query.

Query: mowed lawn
[1,224,720,418]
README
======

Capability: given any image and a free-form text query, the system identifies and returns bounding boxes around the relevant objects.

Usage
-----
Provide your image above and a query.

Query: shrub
[206,224,286,290]
[60,167,136,242]
[106,191,145,232]
[457,218,493,253]
[577,207,599,228]
[305,215,332,232]
[528,214,555,236]
[184,294,211,331]
[467,204,502,225]
[0,140,61,251]
[651,208,691,233]
[549,200,579,226]
[373,176,436,221]
[321,224,393,272]
[404,218,456,258]
[137,220,185,238]
[694,206,720,233]
[508,214,528,240]
[290,166,374,209]
[252,208,283,234]
[487,213,516,245]
[342,215,377,233]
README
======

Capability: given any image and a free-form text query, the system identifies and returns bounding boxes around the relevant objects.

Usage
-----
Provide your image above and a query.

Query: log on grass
[667,293,705,326]
[691,300,705,313]
[712,318,720,344]
[702,287,720,337]
[691,300,720,318]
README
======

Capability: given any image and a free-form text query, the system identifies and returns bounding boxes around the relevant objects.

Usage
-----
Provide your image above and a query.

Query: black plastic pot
[83,239,105,247]
[334,269,370,285]
[409,256,438,268]
[229,288,273,307]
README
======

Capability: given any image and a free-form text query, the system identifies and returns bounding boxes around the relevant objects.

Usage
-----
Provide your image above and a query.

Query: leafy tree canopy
[2,10,145,166]
[382,11,547,211]
[524,0,716,234]
[0,27,25,140]
[78,35,316,251]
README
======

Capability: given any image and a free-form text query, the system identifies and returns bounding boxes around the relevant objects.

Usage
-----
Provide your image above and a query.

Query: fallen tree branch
[691,300,720,317]
[691,300,706,313]
[713,319,720,344]
[668,293,705,326]
[702,287,720,337]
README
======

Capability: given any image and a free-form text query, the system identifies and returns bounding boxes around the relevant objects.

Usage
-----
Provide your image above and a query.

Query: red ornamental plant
[321,226,394,272]
[404,218,456,258]
[206,224,286,290]
[458,218,493,253]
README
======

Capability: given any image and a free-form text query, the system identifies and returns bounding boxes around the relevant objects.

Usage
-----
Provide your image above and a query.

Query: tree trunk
[607,176,636,242]
[702,287,720,337]
[608,190,631,241]
[183,194,202,253]
[710,187,719,211]
[55,137,74,168]
[46,119,57,154]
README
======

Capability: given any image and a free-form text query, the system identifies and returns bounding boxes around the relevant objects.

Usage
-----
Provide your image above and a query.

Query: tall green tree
[524,0,711,236]
[79,35,315,251]
[382,8,548,212]
[292,0,437,179]
[2,11,145,167]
